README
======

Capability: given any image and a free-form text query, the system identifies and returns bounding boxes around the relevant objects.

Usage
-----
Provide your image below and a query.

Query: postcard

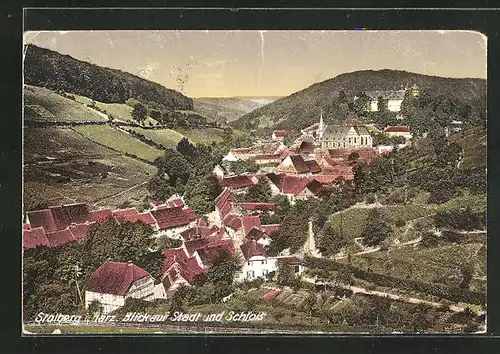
[22,30,486,335]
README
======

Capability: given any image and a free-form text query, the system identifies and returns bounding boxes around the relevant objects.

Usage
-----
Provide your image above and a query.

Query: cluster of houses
[22,195,198,249]
[23,189,303,315]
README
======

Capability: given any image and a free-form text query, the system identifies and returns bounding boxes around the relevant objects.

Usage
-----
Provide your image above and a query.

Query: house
[154,248,204,300]
[215,188,240,226]
[151,206,197,239]
[320,125,372,151]
[253,154,282,165]
[23,203,96,249]
[112,208,156,226]
[212,164,226,181]
[222,150,240,162]
[272,130,289,141]
[85,261,155,314]
[363,90,406,112]
[237,240,277,281]
[384,125,413,140]
[220,175,258,194]
[276,155,321,175]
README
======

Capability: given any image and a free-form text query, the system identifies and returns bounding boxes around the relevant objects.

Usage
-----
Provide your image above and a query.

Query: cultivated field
[72,125,164,162]
[24,85,107,123]
[125,127,185,149]
[343,243,486,292]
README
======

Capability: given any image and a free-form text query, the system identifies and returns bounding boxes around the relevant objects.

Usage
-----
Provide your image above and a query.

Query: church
[300,114,373,152]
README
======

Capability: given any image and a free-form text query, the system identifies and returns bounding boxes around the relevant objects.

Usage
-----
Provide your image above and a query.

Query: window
[348,137,352,144]
[248,261,251,266]
[262,260,267,265]
[246,271,255,279]
[294,265,300,273]
[262,270,269,276]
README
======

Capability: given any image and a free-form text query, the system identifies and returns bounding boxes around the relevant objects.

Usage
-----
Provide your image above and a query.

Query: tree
[176,137,198,158]
[360,208,392,247]
[318,223,348,257]
[348,152,360,161]
[276,262,300,288]
[245,178,272,203]
[147,174,176,202]
[132,102,148,123]
[353,92,371,116]
[88,299,103,317]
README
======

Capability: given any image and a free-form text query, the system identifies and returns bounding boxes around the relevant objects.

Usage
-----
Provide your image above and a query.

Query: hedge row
[304,256,485,305]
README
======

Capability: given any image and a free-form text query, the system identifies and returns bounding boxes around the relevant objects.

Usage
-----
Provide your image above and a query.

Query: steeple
[319,110,324,131]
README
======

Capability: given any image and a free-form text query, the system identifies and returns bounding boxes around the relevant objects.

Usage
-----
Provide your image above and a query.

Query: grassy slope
[125,127,185,149]
[72,125,164,162]
[176,127,226,144]
[72,93,160,126]
[328,194,486,240]
[24,85,107,123]
[344,243,486,291]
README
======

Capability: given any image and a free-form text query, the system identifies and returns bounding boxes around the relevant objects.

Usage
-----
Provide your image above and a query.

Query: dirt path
[302,276,468,313]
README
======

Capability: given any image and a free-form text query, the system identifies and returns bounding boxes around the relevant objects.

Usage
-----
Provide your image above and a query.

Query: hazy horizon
[24,30,487,98]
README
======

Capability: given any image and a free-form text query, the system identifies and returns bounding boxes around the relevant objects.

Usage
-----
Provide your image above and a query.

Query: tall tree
[132,102,148,123]
[360,208,392,247]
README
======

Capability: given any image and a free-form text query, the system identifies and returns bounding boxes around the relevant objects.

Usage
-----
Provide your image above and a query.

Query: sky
[24,30,487,98]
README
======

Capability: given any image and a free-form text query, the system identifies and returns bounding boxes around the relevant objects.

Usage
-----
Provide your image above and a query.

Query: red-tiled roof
[46,228,76,247]
[282,176,311,195]
[196,218,209,227]
[23,227,50,249]
[23,223,31,230]
[266,173,285,190]
[215,188,238,212]
[302,123,319,132]
[246,226,267,241]
[310,175,337,184]
[223,214,243,230]
[261,224,280,235]
[27,209,57,232]
[180,226,217,241]
[304,159,322,173]
[263,289,280,300]
[184,208,197,222]
[238,202,276,212]
[196,241,235,266]
[305,180,325,196]
[296,141,315,154]
[171,199,184,207]
[113,208,140,219]
[68,223,93,240]
[89,209,113,223]
[240,240,267,260]
[384,125,411,133]
[86,261,151,296]
[344,119,363,126]
[254,154,282,161]
[184,239,210,256]
[241,215,262,236]
[152,206,194,230]
[221,175,255,189]
[273,130,289,138]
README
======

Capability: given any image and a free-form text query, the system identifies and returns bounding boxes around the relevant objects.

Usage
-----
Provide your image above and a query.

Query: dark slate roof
[364,90,406,100]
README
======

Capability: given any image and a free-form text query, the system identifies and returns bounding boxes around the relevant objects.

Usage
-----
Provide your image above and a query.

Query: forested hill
[24,44,193,111]
[233,69,486,133]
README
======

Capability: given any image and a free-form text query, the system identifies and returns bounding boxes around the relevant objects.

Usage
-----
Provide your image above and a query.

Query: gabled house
[215,188,240,226]
[23,203,96,249]
[276,155,321,175]
[154,248,204,300]
[85,261,155,314]
[220,175,258,194]
[237,240,277,281]
[151,206,197,239]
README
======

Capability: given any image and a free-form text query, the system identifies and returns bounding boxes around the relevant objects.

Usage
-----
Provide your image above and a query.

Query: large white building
[85,261,155,314]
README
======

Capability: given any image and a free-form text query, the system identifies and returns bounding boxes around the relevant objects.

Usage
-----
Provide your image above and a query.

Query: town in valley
[22,31,487,334]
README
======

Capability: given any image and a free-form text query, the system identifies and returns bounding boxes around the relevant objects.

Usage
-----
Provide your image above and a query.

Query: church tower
[317,110,326,142]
